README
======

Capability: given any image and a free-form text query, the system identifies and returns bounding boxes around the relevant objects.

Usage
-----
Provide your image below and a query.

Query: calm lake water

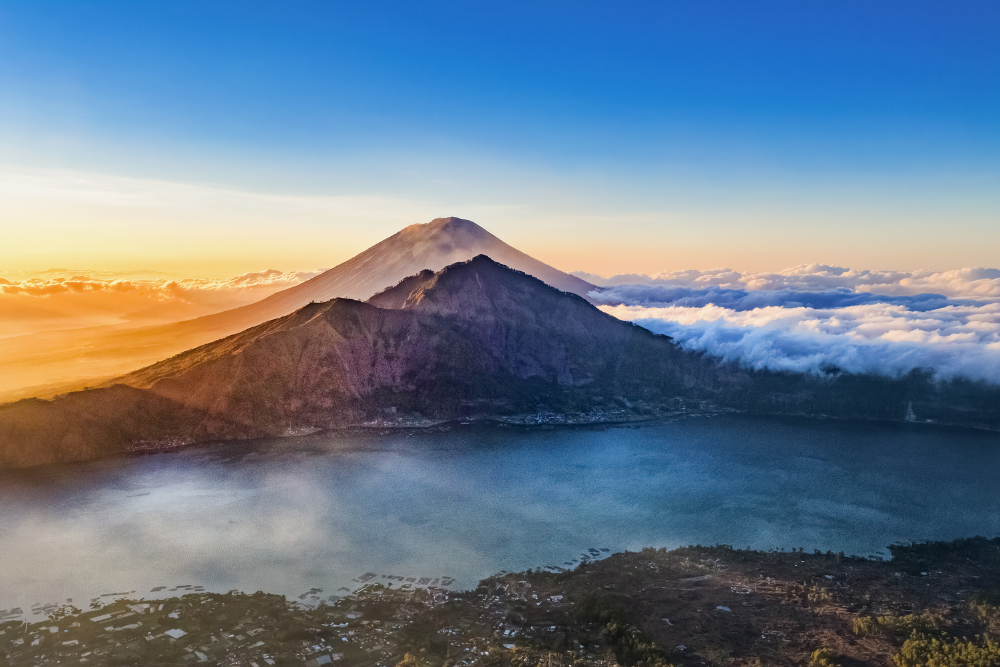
[1,415,999,615]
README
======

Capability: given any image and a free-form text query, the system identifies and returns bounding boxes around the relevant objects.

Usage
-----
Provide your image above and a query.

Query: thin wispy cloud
[0,165,433,214]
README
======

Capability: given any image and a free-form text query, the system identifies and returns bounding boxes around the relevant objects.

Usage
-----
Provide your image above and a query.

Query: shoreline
[5,537,1000,667]
[2,405,995,473]
[6,532,998,627]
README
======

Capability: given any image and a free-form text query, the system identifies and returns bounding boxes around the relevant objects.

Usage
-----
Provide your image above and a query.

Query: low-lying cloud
[599,299,1000,383]
[575,265,1000,299]
[585,264,1000,384]
[0,268,325,337]
[591,284,981,312]
[0,268,323,298]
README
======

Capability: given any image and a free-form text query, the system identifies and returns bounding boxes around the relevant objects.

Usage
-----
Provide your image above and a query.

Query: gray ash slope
[2,256,998,468]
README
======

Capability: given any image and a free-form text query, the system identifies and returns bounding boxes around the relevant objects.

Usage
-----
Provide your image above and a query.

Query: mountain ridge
[116,256,671,404]
[196,218,596,330]
[1,256,998,469]
[0,218,596,402]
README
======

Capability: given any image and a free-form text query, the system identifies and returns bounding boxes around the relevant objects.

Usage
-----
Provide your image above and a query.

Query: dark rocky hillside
[1,256,997,469]
[0,217,595,404]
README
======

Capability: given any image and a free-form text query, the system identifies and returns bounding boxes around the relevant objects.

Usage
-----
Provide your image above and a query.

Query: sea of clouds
[0,268,327,337]
[0,268,324,298]
[580,265,1000,384]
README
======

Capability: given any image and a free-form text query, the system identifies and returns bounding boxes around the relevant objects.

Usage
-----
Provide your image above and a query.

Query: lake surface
[2,415,999,616]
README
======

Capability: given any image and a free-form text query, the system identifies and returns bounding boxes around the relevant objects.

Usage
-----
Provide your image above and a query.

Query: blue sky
[0,1,997,275]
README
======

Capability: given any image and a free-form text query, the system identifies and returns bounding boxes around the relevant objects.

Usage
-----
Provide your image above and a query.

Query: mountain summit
[0,218,595,401]
[0,256,677,467]
[242,217,596,323]
[116,255,690,418]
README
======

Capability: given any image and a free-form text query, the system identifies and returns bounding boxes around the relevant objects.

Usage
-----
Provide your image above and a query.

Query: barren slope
[2,256,997,469]
[0,218,596,401]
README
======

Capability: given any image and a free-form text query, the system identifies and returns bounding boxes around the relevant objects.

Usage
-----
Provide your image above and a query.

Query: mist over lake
[2,415,998,615]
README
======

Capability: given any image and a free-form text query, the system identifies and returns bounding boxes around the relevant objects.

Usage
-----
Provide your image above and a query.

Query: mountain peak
[0,216,598,406]
[396,217,498,249]
[174,216,595,336]
[367,254,556,312]
[288,216,596,302]
[4,256,1000,469]
[425,216,486,232]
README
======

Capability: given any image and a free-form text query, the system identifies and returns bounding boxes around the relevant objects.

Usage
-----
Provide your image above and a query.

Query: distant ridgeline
[1,255,998,468]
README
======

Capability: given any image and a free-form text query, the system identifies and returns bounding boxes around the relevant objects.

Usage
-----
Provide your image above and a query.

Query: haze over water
[2,415,999,615]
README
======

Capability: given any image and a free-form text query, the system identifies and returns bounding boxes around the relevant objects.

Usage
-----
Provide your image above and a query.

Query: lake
[1,415,998,617]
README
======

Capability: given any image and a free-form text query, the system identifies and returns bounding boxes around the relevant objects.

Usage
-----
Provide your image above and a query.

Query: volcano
[0,218,596,401]
[3,255,997,469]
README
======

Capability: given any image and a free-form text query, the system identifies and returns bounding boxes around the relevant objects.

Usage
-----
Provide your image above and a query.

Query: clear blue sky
[0,1,997,275]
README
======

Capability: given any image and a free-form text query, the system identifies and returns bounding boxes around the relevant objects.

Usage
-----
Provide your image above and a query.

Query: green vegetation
[971,592,1000,636]
[808,648,840,667]
[395,652,438,667]
[894,633,1000,667]
[576,593,674,667]
[853,613,948,639]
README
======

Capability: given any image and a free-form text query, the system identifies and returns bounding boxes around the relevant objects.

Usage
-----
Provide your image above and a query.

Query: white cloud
[0,269,323,299]
[583,261,1000,383]
[0,165,434,217]
[577,264,1000,299]
[601,301,1000,383]
[0,268,326,337]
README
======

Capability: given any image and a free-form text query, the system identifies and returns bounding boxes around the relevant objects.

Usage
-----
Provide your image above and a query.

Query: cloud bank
[585,264,1000,384]
[575,265,1000,299]
[598,297,1000,384]
[0,268,325,337]
[590,284,981,312]
[0,268,323,298]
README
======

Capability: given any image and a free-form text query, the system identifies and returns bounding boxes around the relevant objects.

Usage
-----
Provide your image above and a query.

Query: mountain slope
[116,256,695,423]
[244,216,596,314]
[1,256,998,469]
[0,256,693,467]
[0,218,596,402]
